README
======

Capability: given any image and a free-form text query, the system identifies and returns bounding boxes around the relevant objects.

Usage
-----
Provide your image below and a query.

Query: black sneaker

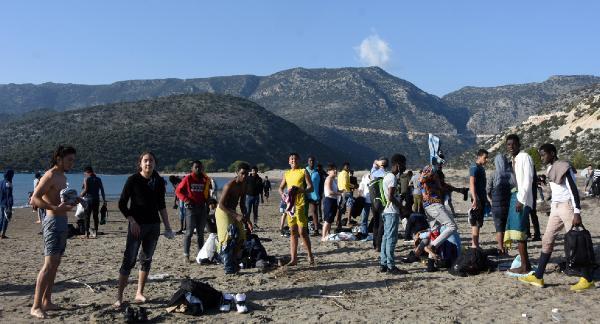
[426,258,438,272]
[387,267,408,275]
[401,251,420,264]
[124,306,136,323]
[137,306,148,322]
[531,236,542,242]
[379,265,388,273]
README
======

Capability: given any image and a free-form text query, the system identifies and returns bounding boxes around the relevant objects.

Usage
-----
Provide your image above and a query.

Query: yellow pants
[287,204,308,228]
[215,207,246,252]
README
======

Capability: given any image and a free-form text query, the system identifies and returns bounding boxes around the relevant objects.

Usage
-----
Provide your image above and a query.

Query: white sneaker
[235,293,248,313]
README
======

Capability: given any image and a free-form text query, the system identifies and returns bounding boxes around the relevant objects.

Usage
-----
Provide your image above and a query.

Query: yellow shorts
[215,207,246,251]
[287,204,308,228]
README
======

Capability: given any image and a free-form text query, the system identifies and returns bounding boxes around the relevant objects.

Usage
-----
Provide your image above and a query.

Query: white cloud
[355,33,391,67]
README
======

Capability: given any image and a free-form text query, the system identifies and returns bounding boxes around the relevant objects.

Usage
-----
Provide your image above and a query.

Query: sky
[1,1,599,96]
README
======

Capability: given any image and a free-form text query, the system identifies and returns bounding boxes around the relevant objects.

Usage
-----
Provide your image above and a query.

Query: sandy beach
[1,171,599,323]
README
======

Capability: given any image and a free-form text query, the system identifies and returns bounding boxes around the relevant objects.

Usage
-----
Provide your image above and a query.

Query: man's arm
[31,174,72,213]
[80,178,88,197]
[565,170,582,225]
[159,208,172,232]
[303,170,314,194]
[100,179,106,203]
[389,185,401,209]
[278,177,287,197]
[469,169,478,209]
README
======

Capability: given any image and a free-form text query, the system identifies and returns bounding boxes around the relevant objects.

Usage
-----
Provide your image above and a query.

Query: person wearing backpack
[519,143,595,291]
[370,157,388,252]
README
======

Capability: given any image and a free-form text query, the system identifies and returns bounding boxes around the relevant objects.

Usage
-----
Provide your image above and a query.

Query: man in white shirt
[519,143,594,291]
[379,154,408,275]
[505,134,534,275]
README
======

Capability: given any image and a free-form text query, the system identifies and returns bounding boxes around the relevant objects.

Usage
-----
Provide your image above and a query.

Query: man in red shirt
[176,160,212,263]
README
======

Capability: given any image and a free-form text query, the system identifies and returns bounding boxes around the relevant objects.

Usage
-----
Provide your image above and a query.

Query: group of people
[3,133,593,319]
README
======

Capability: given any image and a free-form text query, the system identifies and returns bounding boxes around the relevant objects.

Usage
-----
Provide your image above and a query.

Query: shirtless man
[215,162,249,274]
[29,146,77,319]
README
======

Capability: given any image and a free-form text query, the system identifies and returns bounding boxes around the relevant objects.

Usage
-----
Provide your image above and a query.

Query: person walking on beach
[504,134,535,275]
[80,166,106,238]
[487,154,516,254]
[263,176,271,203]
[114,152,175,308]
[468,149,489,248]
[279,153,315,266]
[175,160,211,263]
[519,143,595,291]
[216,162,250,274]
[357,171,372,238]
[371,157,388,252]
[244,166,263,229]
[321,163,341,241]
[306,156,321,236]
[380,154,408,275]
[168,175,186,234]
[29,146,77,319]
[0,168,15,239]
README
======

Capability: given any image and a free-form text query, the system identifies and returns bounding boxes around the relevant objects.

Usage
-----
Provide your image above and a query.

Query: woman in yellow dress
[278,153,315,266]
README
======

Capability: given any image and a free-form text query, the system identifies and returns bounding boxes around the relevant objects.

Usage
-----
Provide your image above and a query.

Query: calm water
[1,173,230,207]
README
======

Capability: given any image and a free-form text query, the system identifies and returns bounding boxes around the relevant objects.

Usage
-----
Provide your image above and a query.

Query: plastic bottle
[551,308,563,322]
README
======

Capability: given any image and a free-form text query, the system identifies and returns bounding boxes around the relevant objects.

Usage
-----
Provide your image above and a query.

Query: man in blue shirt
[306,156,321,236]
[0,169,15,239]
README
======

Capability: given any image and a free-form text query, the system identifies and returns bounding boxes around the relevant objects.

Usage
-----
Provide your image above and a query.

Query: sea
[1,173,231,207]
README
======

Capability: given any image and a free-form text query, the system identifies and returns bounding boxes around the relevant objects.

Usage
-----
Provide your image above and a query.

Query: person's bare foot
[42,302,60,311]
[134,294,147,303]
[113,300,124,309]
[285,260,298,267]
[30,307,48,319]
[508,267,530,274]
[35,220,41,224]
[308,257,316,266]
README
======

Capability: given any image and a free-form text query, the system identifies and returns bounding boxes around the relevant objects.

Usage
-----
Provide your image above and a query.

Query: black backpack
[449,248,489,277]
[564,225,596,270]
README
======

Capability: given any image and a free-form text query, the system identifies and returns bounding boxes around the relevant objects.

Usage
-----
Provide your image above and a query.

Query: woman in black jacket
[486,153,516,255]
[114,152,174,308]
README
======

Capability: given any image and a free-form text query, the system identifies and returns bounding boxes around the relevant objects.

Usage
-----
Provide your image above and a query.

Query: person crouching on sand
[114,151,175,308]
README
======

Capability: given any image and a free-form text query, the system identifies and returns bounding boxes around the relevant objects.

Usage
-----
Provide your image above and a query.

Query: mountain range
[1,67,598,169]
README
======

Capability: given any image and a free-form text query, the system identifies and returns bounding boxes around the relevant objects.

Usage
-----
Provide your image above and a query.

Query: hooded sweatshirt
[0,170,15,208]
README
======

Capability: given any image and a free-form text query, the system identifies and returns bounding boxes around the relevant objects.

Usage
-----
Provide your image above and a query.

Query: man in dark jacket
[0,169,15,239]
[244,166,263,229]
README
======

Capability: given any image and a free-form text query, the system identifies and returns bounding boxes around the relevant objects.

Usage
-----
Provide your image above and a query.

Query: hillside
[443,75,600,136]
[0,93,345,173]
[473,84,600,166]
[0,67,473,166]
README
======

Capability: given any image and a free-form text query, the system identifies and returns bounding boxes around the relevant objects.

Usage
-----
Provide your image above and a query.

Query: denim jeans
[360,203,371,234]
[183,205,208,256]
[219,223,240,274]
[245,195,260,223]
[380,212,400,268]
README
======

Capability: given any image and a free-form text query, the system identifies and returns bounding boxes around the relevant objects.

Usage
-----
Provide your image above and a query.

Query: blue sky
[1,1,599,96]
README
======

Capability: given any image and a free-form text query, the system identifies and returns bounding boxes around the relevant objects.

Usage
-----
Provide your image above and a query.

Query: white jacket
[514,152,534,208]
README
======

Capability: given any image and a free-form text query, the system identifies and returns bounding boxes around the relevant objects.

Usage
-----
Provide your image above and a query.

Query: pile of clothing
[166,279,249,315]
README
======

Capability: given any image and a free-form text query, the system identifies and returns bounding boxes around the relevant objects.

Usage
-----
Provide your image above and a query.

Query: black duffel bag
[564,224,596,275]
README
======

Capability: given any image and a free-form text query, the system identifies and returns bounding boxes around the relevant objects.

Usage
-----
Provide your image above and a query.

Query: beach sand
[1,172,599,323]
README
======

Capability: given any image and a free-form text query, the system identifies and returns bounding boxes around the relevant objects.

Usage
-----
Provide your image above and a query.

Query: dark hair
[307,155,315,161]
[168,175,181,186]
[506,134,520,145]
[251,165,259,171]
[207,198,218,206]
[390,154,406,166]
[35,171,42,179]
[343,162,350,167]
[84,166,94,173]
[51,145,76,167]
[237,162,251,172]
[477,149,489,157]
[539,143,557,156]
[191,160,203,167]
[289,152,300,158]
[137,151,157,171]
[327,163,337,171]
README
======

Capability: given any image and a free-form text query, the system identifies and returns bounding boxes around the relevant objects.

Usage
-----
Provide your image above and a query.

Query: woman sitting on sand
[114,151,175,308]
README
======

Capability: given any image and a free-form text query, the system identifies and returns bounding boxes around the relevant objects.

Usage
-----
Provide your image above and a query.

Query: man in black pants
[80,166,106,238]
[244,166,263,229]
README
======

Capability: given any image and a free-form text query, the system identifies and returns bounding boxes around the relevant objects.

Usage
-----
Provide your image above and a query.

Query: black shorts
[323,198,337,224]
[492,210,508,232]
[468,207,484,228]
